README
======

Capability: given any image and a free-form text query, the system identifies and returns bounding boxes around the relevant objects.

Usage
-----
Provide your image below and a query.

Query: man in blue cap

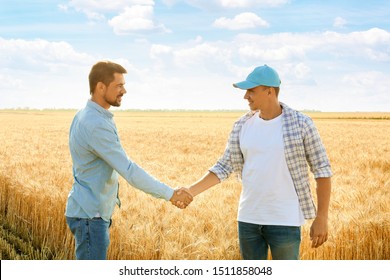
[184,65,332,260]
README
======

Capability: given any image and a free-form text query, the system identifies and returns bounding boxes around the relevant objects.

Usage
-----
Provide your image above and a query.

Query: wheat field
[0,109,389,260]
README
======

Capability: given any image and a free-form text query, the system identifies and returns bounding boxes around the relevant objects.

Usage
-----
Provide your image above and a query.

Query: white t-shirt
[238,111,305,226]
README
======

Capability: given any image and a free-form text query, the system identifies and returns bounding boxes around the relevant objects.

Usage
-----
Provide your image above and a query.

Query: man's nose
[244,91,250,99]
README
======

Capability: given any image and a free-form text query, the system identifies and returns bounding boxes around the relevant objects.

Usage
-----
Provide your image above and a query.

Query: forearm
[315,177,331,218]
[310,177,331,248]
[125,161,174,201]
[188,171,220,197]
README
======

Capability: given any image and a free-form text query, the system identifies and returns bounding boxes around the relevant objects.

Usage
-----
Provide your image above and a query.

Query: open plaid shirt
[209,102,332,219]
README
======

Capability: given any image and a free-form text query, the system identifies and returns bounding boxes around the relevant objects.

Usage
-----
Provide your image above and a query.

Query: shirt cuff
[164,187,175,201]
[209,164,229,181]
[313,166,333,179]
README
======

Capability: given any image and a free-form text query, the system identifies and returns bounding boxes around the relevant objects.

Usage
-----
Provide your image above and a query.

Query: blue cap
[233,65,281,89]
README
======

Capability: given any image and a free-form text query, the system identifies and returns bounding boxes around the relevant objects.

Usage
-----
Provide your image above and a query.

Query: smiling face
[243,85,271,111]
[94,73,127,109]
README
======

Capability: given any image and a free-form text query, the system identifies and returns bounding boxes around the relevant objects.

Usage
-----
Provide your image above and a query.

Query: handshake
[169,187,194,209]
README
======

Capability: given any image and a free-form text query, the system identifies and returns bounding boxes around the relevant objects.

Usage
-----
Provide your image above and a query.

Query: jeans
[238,221,301,260]
[66,217,111,260]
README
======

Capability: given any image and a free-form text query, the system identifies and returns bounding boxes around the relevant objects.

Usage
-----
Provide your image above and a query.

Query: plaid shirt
[209,102,332,219]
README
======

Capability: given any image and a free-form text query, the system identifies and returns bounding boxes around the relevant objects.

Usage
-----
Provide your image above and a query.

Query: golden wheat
[0,110,389,259]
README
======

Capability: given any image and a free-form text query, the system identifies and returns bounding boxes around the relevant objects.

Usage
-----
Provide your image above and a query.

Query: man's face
[101,73,127,108]
[243,85,270,111]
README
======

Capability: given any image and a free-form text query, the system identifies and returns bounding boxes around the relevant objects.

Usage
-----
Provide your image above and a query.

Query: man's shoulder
[74,107,107,131]
[282,103,313,124]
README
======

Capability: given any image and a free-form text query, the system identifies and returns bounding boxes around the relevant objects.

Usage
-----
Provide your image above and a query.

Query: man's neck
[91,95,110,110]
[259,102,282,120]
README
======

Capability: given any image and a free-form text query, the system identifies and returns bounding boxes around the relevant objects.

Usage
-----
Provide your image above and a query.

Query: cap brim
[233,81,259,90]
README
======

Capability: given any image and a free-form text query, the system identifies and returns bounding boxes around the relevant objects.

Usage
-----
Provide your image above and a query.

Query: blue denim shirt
[65,100,174,222]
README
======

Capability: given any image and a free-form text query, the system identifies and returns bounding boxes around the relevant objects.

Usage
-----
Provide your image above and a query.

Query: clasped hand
[170,187,193,209]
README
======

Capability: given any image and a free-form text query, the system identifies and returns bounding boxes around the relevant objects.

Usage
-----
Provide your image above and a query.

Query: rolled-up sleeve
[209,142,234,181]
[303,119,333,179]
[90,125,174,201]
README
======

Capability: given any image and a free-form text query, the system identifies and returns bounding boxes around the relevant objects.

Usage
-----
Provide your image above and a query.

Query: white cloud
[336,71,390,111]
[161,0,177,6]
[63,0,154,17]
[239,44,306,61]
[213,12,269,30]
[1,26,389,111]
[142,28,390,85]
[147,27,390,111]
[322,28,390,61]
[350,28,390,45]
[186,0,289,9]
[293,63,311,80]
[192,35,204,44]
[333,16,347,28]
[342,71,387,88]
[149,44,173,69]
[217,0,288,8]
[108,5,170,34]
[58,4,69,12]
[235,28,390,63]
[236,33,308,62]
[0,74,24,90]
[173,42,232,73]
[150,44,172,59]
[61,1,166,34]
[0,37,94,70]
[0,38,97,109]
[121,73,243,110]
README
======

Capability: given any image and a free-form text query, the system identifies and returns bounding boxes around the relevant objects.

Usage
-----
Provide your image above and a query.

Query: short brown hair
[272,87,280,97]
[263,86,280,97]
[89,61,127,95]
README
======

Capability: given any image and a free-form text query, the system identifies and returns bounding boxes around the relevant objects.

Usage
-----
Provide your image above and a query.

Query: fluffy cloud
[173,42,233,73]
[151,28,390,111]
[186,0,289,9]
[213,12,269,30]
[61,0,168,34]
[235,28,390,63]
[0,37,98,108]
[217,0,289,8]
[0,37,94,71]
[333,16,347,28]
[108,5,170,34]
[342,71,388,88]
[1,26,389,111]
[322,28,390,61]
[235,33,310,62]
[147,28,390,76]
[62,0,154,19]
[150,44,173,58]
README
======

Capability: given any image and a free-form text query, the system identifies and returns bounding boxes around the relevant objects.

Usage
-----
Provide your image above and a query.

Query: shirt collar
[87,99,113,119]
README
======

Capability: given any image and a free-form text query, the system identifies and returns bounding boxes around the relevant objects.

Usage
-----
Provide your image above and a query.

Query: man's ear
[96,81,106,93]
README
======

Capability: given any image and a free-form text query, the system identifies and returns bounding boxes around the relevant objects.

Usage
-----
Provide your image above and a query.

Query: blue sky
[0,0,389,111]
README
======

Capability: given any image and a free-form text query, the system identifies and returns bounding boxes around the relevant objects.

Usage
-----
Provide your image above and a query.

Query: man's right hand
[170,188,193,209]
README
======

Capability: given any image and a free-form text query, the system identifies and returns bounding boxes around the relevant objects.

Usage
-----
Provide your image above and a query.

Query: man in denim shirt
[65,61,192,260]
[186,65,332,260]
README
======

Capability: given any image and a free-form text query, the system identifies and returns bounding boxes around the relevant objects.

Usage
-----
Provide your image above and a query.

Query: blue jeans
[238,221,301,260]
[66,217,111,260]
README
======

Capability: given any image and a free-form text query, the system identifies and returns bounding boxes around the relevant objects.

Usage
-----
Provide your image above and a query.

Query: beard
[106,95,122,107]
